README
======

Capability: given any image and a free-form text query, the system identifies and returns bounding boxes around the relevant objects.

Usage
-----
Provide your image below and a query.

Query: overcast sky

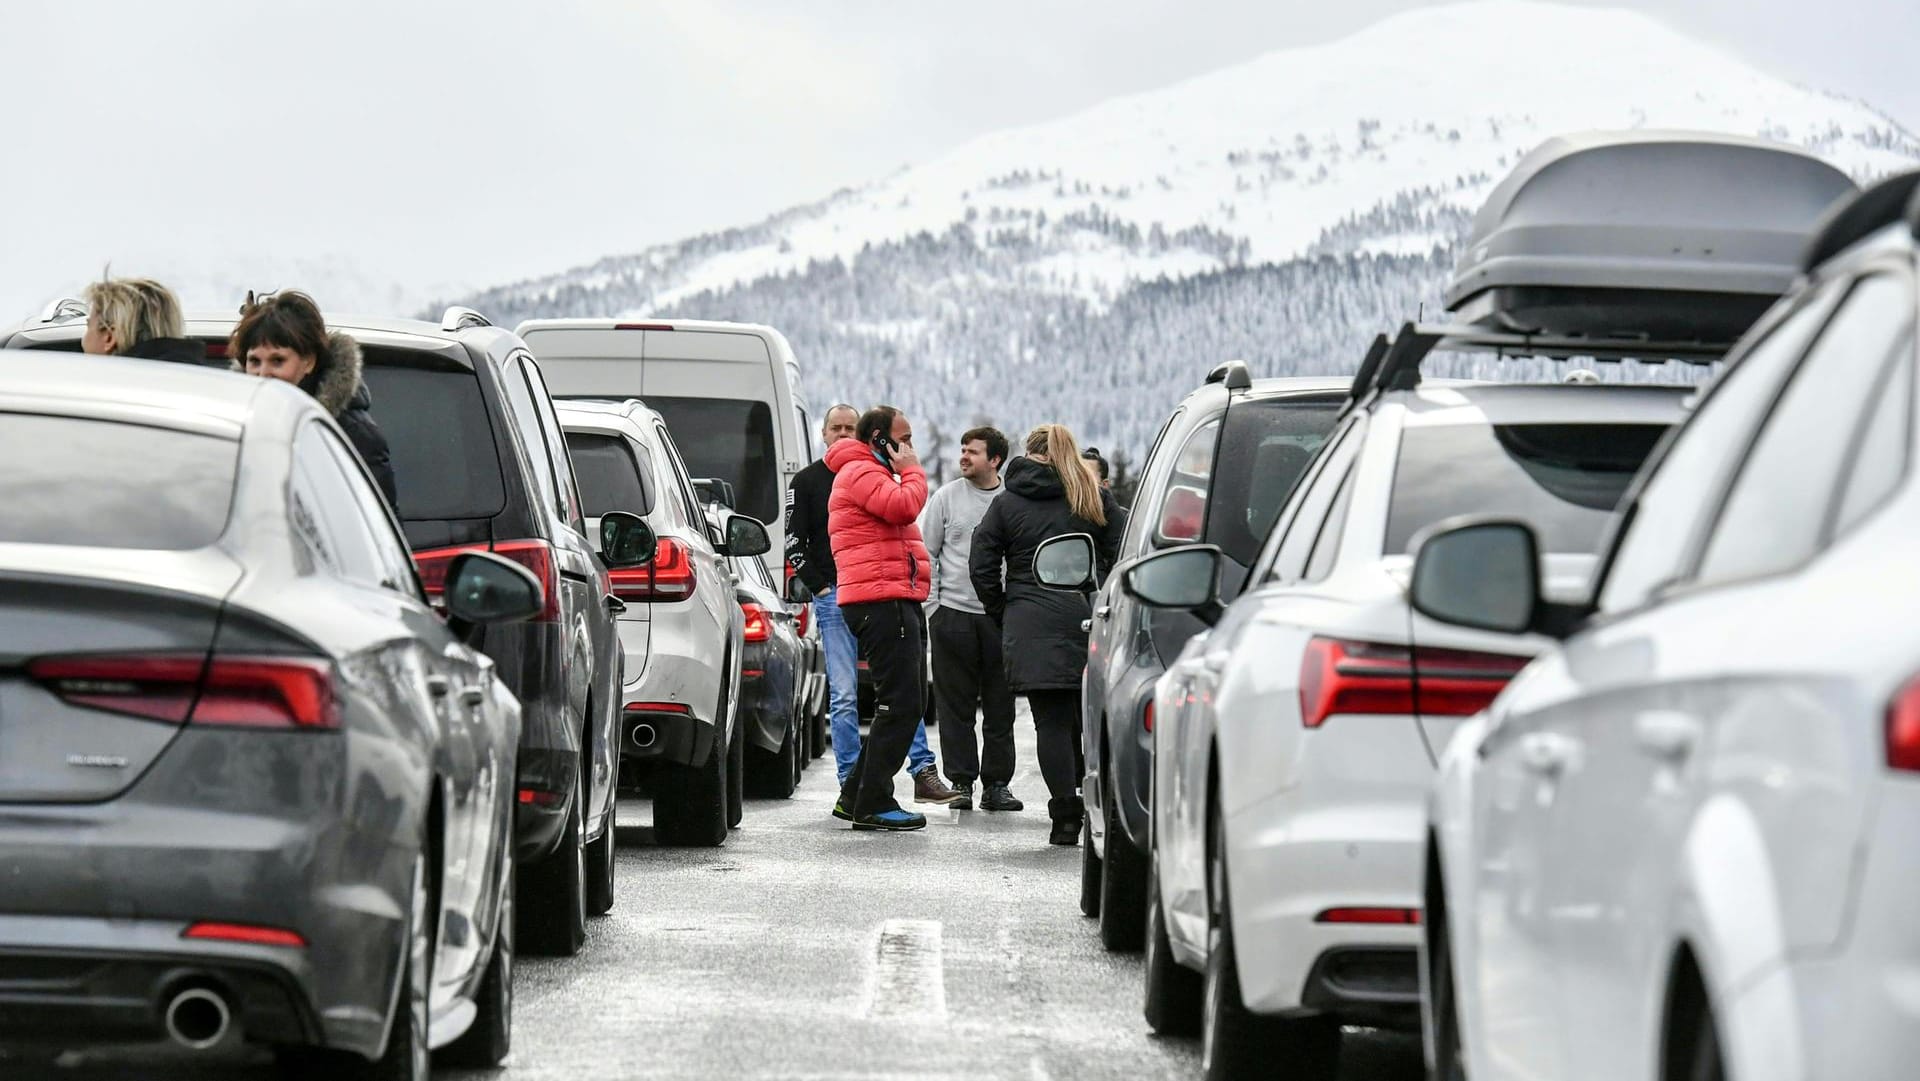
[1,0,1912,315]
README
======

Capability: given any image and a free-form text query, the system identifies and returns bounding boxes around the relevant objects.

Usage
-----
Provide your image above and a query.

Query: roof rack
[38,297,87,324]
[440,306,492,332]
[1339,320,1728,417]
[1204,359,1252,391]
[1800,169,1920,273]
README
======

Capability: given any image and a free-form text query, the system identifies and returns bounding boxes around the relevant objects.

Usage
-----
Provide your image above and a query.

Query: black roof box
[1446,131,1857,345]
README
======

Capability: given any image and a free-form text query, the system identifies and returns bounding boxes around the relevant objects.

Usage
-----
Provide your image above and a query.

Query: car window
[520,358,585,528]
[0,413,235,549]
[1303,461,1358,583]
[1120,407,1184,558]
[1149,418,1218,549]
[1598,280,1848,613]
[1256,414,1360,581]
[312,423,420,596]
[497,358,562,520]
[647,396,781,525]
[291,422,390,588]
[1270,418,1367,583]
[655,423,705,528]
[1205,397,1341,566]
[1694,274,1914,587]
[1832,333,1914,535]
[566,430,655,518]
[360,360,505,522]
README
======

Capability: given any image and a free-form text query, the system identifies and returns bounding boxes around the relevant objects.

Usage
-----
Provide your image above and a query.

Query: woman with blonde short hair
[80,277,207,365]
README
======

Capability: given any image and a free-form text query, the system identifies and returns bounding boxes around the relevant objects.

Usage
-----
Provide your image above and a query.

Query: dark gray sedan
[0,353,539,1078]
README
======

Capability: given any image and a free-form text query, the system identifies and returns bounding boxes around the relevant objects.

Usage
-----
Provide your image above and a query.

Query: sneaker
[852,808,928,832]
[1049,817,1082,846]
[913,765,963,805]
[980,784,1025,812]
[831,801,853,822]
[948,782,974,811]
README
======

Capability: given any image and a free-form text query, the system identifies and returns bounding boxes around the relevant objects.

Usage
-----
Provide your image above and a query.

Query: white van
[516,319,821,580]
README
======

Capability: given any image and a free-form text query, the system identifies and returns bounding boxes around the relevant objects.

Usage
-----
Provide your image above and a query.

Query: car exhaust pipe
[630,722,657,749]
[163,986,232,1050]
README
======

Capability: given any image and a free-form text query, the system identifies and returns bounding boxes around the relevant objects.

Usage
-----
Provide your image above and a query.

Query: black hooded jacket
[233,331,397,507]
[122,337,214,366]
[969,455,1122,692]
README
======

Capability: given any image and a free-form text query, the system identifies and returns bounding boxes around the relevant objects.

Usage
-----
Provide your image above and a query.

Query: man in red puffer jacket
[827,405,941,831]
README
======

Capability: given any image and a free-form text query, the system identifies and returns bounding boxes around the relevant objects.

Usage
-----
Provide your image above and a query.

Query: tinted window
[361,362,505,521]
[0,414,235,549]
[1304,462,1358,582]
[1695,275,1914,586]
[1386,423,1668,555]
[291,423,388,587]
[312,425,419,595]
[1834,336,1913,534]
[498,361,561,517]
[567,431,655,517]
[1205,397,1340,565]
[521,359,585,527]
[1270,420,1366,582]
[648,396,780,524]
[655,424,706,529]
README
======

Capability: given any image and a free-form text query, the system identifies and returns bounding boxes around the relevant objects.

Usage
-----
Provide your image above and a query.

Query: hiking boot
[1049,817,1082,846]
[948,781,974,811]
[852,807,928,832]
[831,801,853,822]
[913,765,963,805]
[980,784,1024,812]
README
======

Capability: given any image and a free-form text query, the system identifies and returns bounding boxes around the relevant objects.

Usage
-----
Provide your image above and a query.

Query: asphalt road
[11,714,1421,1080]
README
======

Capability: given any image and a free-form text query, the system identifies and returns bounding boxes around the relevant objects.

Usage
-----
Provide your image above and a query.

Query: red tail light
[517,787,564,807]
[612,323,674,331]
[1316,907,1421,925]
[183,921,307,948]
[1143,698,1155,733]
[413,539,559,622]
[796,604,811,636]
[609,538,697,602]
[1157,485,1206,543]
[1297,637,1526,729]
[30,653,337,729]
[1889,675,1920,772]
[742,602,771,643]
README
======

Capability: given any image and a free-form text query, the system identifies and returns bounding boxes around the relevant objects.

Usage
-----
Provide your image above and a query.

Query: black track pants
[837,600,927,817]
[930,606,1017,787]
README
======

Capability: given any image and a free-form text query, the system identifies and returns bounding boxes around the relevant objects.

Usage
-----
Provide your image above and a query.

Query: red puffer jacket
[826,437,932,605]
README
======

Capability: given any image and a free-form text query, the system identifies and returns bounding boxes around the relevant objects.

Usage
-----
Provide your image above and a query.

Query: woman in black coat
[971,423,1121,845]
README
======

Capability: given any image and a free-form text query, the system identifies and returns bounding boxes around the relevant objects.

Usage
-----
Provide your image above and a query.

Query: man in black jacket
[786,404,954,802]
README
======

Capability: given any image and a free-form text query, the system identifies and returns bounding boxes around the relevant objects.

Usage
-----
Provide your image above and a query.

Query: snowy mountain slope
[449,0,1920,465]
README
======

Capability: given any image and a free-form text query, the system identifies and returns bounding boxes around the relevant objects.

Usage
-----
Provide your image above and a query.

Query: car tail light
[1143,699,1155,733]
[612,323,674,331]
[743,668,765,678]
[1889,675,1920,772]
[517,787,564,808]
[609,538,697,602]
[30,653,337,729]
[796,604,811,637]
[413,539,559,622]
[183,921,307,948]
[742,603,771,643]
[1316,907,1421,925]
[1297,637,1525,729]
[1157,485,1206,543]
[625,701,691,716]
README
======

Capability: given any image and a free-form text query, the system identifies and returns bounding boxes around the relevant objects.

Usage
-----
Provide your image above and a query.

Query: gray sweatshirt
[918,477,1003,615]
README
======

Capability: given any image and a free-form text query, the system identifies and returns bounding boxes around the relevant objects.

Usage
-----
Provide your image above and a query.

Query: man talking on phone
[824,405,942,830]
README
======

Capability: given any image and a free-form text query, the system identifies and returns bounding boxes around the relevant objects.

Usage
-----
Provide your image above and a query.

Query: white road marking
[865,918,948,1022]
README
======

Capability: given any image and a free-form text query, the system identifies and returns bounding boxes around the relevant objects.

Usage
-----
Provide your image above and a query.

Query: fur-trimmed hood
[230,330,367,417]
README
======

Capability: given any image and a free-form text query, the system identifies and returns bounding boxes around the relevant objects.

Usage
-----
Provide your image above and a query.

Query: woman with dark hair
[969,423,1121,845]
[230,291,397,507]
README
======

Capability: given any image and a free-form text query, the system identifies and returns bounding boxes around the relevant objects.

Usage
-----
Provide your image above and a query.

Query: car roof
[554,397,664,426]
[516,317,783,338]
[0,349,269,436]
[9,310,496,365]
[1396,383,1691,427]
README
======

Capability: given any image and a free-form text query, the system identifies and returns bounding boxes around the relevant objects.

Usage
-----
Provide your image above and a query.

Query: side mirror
[1122,544,1223,611]
[444,551,544,632]
[785,575,813,605]
[725,513,772,558]
[600,511,658,570]
[1409,519,1541,635]
[1034,533,1097,593]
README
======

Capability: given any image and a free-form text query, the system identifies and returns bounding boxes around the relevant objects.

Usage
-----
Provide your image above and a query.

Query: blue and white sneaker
[852,808,927,832]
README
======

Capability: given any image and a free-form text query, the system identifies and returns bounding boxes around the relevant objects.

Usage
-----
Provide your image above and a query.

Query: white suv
[1124,358,1685,1076]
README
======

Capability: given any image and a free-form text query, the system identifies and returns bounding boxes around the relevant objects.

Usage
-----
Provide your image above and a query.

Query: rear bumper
[619,704,717,768]
[1300,946,1420,1031]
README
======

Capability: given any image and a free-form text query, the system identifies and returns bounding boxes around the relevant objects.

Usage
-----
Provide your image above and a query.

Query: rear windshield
[360,361,506,522]
[1386,423,1669,554]
[0,413,235,549]
[1205,397,1342,565]
[565,431,654,517]
[647,396,779,525]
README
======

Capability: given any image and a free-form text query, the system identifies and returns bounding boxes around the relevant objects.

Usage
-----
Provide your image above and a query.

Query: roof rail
[1800,169,1920,272]
[38,297,87,324]
[440,306,492,332]
[1204,359,1252,391]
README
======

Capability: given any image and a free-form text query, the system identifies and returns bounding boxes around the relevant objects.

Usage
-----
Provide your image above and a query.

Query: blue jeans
[816,586,933,783]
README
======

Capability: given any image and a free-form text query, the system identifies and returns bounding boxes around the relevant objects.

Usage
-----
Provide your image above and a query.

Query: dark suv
[1079,363,1345,949]
[0,305,624,958]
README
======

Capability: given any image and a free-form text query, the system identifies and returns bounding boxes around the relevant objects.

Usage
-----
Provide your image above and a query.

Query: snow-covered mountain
[448,0,1920,469]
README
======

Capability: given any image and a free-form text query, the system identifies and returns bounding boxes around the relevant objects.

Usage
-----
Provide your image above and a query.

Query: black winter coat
[784,457,838,594]
[232,330,397,507]
[123,337,214,366]
[970,456,1121,692]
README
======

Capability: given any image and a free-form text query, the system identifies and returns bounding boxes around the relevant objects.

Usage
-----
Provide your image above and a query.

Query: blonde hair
[84,277,183,353]
[1026,423,1106,526]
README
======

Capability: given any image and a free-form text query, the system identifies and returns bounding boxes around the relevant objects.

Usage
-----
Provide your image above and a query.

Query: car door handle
[1634,711,1701,762]
[459,685,487,708]
[426,674,451,699]
[605,594,627,614]
[1519,733,1573,776]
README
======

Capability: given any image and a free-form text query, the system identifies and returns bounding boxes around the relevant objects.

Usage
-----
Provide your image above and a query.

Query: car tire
[519,784,587,956]
[1098,777,1148,952]
[726,713,746,828]
[1080,817,1103,918]
[1202,812,1339,1081]
[809,695,827,760]
[1427,880,1468,1081]
[585,794,616,917]
[1143,853,1202,1036]
[1682,1004,1724,1081]
[746,718,800,799]
[439,856,512,1068]
[293,854,432,1080]
[653,725,728,847]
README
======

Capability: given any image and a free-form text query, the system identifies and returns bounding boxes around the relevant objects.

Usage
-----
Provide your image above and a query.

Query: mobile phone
[870,432,898,463]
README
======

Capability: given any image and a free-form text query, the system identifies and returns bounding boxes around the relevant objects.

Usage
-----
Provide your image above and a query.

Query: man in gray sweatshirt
[920,426,1022,811]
